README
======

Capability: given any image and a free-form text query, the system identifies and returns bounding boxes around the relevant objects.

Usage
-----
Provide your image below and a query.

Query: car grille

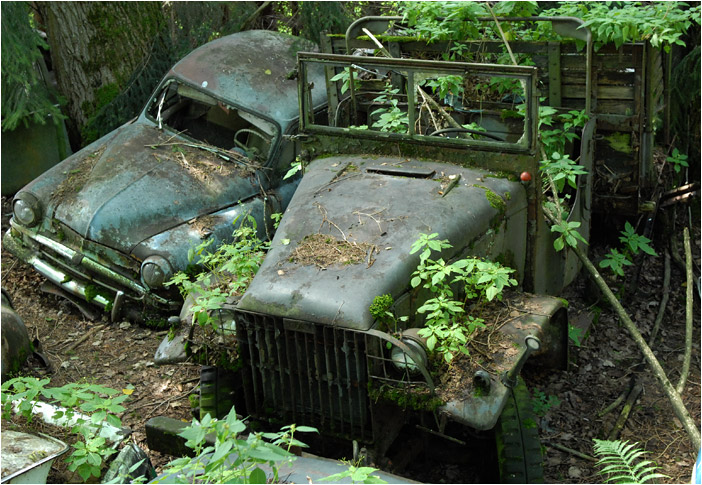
[235,310,371,440]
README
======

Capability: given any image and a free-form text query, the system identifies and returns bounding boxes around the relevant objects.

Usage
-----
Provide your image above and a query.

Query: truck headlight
[390,328,428,374]
[13,193,41,227]
[141,255,173,288]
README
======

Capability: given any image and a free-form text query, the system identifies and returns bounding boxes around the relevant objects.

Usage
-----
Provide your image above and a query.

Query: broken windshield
[146,80,277,164]
[299,53,538,154]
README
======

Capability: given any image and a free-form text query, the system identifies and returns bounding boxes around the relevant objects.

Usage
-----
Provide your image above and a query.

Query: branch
[607,381,643,440]
[597,388,628,418]
[361,28,466,137]
[61,324,107,352]
[649,250,671,346]
[567,236,700,450]
[486,3,518,66]
[241,1,271,31]
[676,227,693,395]
[544,441,598,462]
[543,177,700,450]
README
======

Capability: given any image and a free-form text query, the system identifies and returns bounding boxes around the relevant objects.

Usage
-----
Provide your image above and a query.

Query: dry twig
[61,324,107,353]
[607,381,643,440]
[544,441,597,462]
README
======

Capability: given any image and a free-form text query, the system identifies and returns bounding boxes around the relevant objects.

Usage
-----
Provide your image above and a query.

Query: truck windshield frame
[298,52,539,156]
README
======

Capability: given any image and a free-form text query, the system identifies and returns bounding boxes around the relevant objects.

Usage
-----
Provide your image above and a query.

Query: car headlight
[13,193,41,227]
[390,328,428,374]
[141,255,173,288]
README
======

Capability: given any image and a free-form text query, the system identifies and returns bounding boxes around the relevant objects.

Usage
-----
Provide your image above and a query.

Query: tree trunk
[36,2,164,148]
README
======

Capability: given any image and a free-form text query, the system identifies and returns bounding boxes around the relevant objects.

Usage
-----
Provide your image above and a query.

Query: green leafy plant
[559,2,701,52]
[369,294,408,334]
[2,377,129,481]
[155,407,317,484]
[536,106,591,252]
[667,148,689,174]
[370,84,408,133]
[551,220,588,252]
[459,122,488,139]
[489,75,525,98]
[568,323,583,347]
[1,2,66,131]
[167,215,268,329]
[599,249,633,277]
[425,74,464,100]
[532,389,561,416]
[1,376,50,421]
[599,222,657,277]
[416,296,469,363]
[284,159,303,180]
[330,66,362,95]
[68,434,118,481]
[270,212,283,229]
[408,233,516,363]
[539,108,589,156]
[400,2,699,57]
[539,152,587,194]
[593,439,667,484]
[321,463,388,484]
[399,1,539,46]
[369,294,394,320]
[619,221,657,257]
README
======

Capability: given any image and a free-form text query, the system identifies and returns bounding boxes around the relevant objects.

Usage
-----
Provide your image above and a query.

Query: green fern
[593,439,667,484]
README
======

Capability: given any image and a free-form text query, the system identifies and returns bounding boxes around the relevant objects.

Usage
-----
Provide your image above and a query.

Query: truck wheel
[496,377,544,483]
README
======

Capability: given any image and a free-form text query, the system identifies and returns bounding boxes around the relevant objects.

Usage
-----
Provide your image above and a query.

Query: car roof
[170,30,326,127]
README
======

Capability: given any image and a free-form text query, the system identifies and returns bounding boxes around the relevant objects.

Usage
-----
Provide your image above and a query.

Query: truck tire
[496,378,544,483]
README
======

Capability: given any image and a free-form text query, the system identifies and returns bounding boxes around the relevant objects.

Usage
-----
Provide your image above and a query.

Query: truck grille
[235,311,370,440]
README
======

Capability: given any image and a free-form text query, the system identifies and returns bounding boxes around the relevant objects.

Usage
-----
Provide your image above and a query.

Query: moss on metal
[369,384,444,412]
[604,132,632,154]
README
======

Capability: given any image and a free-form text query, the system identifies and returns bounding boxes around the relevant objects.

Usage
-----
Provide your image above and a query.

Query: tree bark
[36,2,164,147]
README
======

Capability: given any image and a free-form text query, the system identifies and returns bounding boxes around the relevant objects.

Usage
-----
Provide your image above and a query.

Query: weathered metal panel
[237,156,527,330]
[170,30,327,125]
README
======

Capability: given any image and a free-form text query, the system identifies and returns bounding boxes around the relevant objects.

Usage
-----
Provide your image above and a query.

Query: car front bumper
[3,222,178,321]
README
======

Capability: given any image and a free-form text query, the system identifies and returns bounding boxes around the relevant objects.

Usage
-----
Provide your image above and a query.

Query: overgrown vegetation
[407,233,517,364]
[154,408,317,484]
[397,2,700,52]
[599,222,658,277]
[321,461,387,484]
[166,215,268,330]
[1,376,130,481]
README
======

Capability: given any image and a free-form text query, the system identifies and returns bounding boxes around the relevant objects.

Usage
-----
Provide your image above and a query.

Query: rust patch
[51,146,106,202]
[291,233,377,268]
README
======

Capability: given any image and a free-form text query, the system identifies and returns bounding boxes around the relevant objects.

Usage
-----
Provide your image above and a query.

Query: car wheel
[496,377,544,483]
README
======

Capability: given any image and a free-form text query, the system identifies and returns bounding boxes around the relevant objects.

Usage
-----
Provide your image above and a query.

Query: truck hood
[237,155,526,330]
[42,121,258,254]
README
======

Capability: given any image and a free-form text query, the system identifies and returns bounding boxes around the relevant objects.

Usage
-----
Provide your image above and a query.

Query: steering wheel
[234,128,269,155]
[429,127,505,142]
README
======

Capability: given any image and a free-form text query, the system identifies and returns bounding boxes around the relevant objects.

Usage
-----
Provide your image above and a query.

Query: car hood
[35,121,259,254]
[237,154,526,330]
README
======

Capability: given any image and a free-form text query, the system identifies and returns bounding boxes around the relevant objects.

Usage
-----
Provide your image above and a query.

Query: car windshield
[146,80,277,164]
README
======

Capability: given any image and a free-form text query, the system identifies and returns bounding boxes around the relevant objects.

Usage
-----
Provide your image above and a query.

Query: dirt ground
[1,195,700,484]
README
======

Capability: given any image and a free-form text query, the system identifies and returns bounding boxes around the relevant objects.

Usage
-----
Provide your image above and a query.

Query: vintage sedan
[3,30,326,322]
